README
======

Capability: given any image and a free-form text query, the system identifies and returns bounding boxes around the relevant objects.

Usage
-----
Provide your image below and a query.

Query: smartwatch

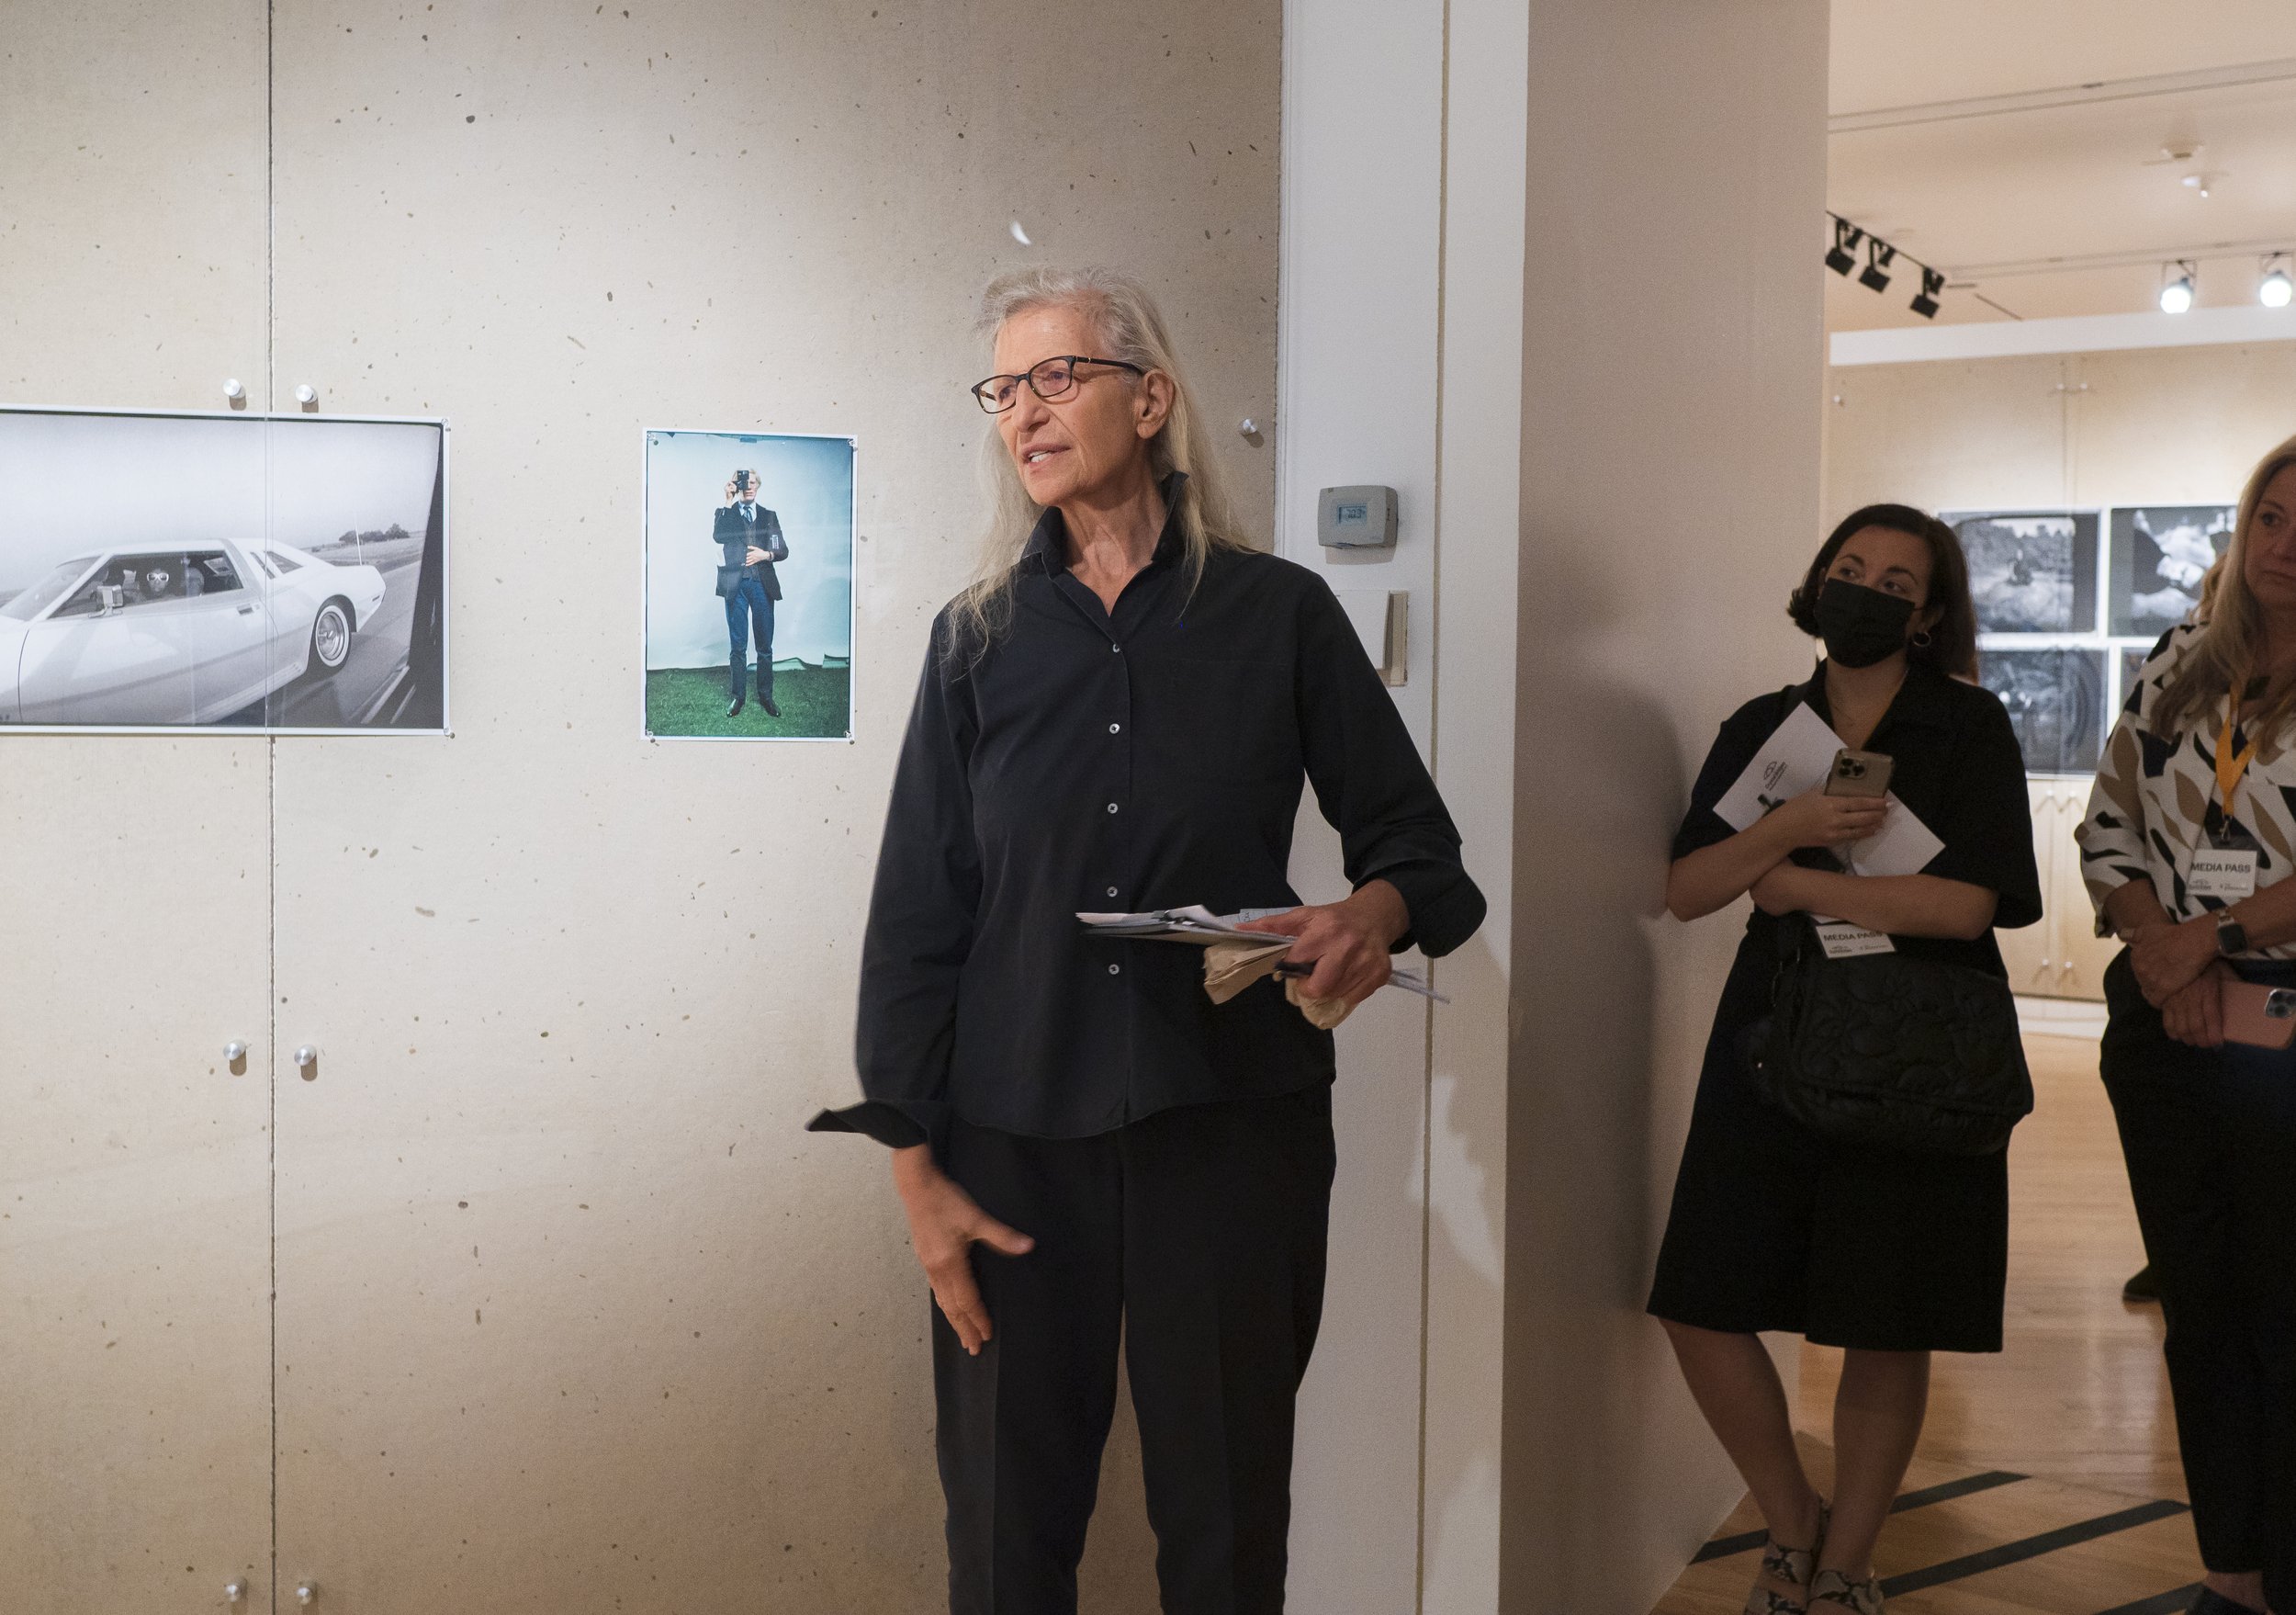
[2216,909,2250,956]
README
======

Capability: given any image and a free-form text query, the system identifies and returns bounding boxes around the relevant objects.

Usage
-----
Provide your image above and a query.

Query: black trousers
[932,1085,1336,1615]
[2099,952,2296,1598]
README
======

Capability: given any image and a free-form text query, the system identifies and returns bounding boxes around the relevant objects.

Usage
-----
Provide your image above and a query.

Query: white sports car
[0,537,387,726]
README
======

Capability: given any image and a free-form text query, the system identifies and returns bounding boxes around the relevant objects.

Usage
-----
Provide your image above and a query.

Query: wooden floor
[1651,1033,2204,1615]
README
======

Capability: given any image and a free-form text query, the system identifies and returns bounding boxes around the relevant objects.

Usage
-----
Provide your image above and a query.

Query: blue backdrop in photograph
[644,430,854,671]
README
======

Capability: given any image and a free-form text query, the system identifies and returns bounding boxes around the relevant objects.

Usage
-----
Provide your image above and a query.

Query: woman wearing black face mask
[1649,505,2039,1615]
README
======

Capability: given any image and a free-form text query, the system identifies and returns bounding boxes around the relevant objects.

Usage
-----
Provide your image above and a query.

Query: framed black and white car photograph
[0,408,446,732]
[641,429,854,741]
[1943,509,2099,634]
[1979,648,2105,774]
[2108,504,2234,637]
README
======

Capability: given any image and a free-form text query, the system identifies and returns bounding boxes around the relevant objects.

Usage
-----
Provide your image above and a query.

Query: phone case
[2219,979,2296,1049]
[1824,749,1894,798]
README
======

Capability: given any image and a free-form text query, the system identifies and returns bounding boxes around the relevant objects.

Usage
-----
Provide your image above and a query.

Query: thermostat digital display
[1317,485,1399,549]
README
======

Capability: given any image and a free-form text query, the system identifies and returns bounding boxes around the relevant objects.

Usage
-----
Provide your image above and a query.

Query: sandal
[1809,1568,1885,1615]
[1744,1503,1829,1615]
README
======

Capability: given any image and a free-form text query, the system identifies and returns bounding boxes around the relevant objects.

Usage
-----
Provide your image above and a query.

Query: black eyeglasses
[970,356,1146,414]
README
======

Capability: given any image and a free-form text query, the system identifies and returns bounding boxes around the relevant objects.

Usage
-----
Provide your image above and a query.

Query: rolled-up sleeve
[807,617,981,1149]
[1294,578,1486,957]
[2077,712,2155,923]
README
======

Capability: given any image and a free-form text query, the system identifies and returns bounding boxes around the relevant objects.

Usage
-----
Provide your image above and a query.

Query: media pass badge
[2189,848,2258,901]
[1813,919,1896,959]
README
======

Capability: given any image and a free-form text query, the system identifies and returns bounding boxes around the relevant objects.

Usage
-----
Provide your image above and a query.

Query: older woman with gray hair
[811,266,1484,1613]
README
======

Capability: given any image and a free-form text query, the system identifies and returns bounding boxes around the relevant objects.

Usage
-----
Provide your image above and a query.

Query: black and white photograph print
[1942,509,2099,634]
[2109,504,2234,637]
[1980,648,2105,774]
[0,408,446,732]
[2121,644,2155,717]
[642,429,854,740]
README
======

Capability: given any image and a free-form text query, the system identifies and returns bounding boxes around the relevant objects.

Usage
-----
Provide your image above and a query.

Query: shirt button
[1107,802,1120,814]
[1109,722,1121,734]
[1108,963,1121,976]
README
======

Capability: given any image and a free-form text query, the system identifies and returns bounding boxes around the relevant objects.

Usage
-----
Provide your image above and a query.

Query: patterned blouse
[2077,621,2296,959]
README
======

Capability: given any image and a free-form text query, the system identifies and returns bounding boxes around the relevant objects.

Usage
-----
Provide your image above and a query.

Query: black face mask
[1814,579,1916,668]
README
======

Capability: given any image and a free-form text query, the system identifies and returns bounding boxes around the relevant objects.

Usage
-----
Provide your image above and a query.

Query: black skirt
[1646,932,2010,1354]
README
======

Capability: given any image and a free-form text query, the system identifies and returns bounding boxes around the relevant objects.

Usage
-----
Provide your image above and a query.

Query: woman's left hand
[1235,879,1410,1010]
[2127,916,2222,1007]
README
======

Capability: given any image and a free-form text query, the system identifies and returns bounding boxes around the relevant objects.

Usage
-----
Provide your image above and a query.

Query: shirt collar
[1795,658,1959,735]
[1019,470,1189,574]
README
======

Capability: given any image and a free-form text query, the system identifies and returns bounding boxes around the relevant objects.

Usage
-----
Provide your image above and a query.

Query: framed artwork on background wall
[1979,648,2105,774]
[641,429,855,741]
[0,407,448,733]
[1942,510,2099,635]
[2108,504,2234,637]
[2121,645,2154,711]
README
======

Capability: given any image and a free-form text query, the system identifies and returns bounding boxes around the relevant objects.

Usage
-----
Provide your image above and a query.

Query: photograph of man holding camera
[714,468,788,718]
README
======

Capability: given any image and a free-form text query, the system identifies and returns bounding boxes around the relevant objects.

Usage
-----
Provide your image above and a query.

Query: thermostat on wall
[1318,485,1399,548]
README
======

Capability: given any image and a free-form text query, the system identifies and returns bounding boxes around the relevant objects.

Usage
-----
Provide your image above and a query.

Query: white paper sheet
[1710,703,1944,879]
[1074,906,1445,1000]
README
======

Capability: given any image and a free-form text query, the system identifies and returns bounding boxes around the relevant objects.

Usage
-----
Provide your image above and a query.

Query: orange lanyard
[2218,683,2260,819]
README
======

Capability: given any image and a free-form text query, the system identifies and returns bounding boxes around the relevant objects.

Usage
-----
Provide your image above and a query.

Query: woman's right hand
[1765,786,1890,852]
[890,1145,1035,1356]
[2160,964,2230,1047]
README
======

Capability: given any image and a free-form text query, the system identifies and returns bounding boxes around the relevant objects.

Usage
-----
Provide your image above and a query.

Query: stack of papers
[1076,907,1446,1003]
[1075,904,1289,942]
[1711,704,1943,877]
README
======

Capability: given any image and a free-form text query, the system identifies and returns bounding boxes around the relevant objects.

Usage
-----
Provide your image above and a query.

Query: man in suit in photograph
[714,469,789,717]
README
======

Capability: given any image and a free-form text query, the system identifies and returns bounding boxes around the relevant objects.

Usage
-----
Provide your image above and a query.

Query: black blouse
[1672,662,2043,978]
[813,485,1485,1147]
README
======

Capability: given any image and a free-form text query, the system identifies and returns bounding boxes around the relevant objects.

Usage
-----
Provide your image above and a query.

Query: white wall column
[1281,2,1829,1609]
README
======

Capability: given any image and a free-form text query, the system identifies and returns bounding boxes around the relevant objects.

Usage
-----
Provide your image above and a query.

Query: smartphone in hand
[1824,748,1894,798]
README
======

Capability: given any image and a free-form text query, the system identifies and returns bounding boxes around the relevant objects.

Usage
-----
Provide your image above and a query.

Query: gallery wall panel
[0,1,276,1606]
[260,1,1277,1609]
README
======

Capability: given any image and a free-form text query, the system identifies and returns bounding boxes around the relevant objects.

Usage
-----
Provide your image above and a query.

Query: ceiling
[1827,0,2296,328]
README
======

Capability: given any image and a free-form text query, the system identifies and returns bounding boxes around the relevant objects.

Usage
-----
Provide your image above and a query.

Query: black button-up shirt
[813,487,1484,1146]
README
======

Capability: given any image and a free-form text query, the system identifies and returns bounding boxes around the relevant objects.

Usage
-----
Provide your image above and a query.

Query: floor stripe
[1691,1471,2028,1563]
[1879,1498,2192,1597]
[2094,1587,2202,1615]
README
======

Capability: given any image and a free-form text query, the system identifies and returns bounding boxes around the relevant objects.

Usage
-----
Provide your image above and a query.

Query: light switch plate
[1334,588,1407,686]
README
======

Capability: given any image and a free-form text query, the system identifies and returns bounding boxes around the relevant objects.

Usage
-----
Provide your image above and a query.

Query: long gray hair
[946,266,1254,656]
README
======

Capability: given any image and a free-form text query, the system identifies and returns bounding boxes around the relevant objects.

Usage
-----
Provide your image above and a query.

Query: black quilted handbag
[1742,920,2032,1156]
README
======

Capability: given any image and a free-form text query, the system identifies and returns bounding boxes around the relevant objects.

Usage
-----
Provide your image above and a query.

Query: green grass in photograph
[646,662,851,740]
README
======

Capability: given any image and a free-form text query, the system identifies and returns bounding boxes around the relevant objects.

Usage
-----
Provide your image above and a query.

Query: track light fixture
[2262,254,2293,310]
[1909,267,1945,320]
[1827,218,1863,277]
[1831,218,2296,320]
[1859,238,1898,293]
[2158,261,2197,314]
[1825,214,1949,320]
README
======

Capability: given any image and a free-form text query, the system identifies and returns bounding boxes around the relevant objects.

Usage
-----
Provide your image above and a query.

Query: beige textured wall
[3,0,1280,1608]
[1824,342,2296,520]
[0,0,275,1605]
[1505,3,1830,1611]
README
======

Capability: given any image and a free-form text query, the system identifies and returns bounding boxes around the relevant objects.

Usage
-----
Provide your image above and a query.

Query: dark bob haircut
[1786,503,1978,680]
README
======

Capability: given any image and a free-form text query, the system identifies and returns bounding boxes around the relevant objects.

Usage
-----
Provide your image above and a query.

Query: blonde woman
[2077,435,2296,1615]
[812,267,1483,1614]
